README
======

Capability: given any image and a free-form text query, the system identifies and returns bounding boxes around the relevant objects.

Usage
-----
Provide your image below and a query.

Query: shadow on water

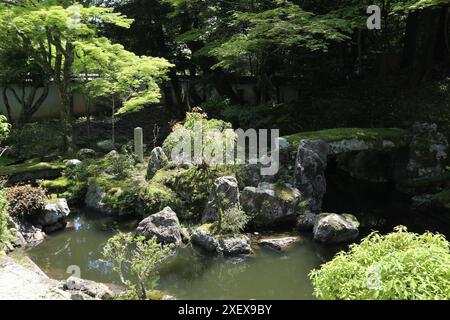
[324,165,450,238]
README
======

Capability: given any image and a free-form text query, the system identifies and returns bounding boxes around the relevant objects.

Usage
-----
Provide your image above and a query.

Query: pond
[27,172,450,300]
[27,210,341,300]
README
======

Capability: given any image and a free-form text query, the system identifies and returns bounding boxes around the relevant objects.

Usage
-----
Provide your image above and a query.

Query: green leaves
[75,37,173,114]
[0,116,10,144]
[103,233,174,300]
[309,226,450,300]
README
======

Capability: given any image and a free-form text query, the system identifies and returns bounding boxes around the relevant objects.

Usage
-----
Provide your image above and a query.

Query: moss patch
[284,128,408,149]
[39,177,70,190]
[0,161,65,176]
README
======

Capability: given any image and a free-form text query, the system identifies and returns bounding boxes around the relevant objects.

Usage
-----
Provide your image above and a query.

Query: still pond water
[28,174,450,300]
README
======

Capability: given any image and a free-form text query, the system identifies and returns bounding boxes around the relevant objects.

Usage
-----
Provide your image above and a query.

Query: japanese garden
[0,0,449,301]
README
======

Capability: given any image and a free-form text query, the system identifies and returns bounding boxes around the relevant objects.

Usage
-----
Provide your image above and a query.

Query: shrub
[0,115,10,144]
[309,226,450,300]
[6,185,47,217]
[106,154,135,180]
[219,205,249,235]
[162,109,236,165]
[0,189,11,252]
[200,96,231,119]
[103,233,174,300]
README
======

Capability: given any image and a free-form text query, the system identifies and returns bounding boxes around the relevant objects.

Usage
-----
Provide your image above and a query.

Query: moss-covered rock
[284,128,409,155]
[0,161,65,184]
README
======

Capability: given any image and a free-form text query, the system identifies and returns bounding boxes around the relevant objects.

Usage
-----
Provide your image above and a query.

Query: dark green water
[27,210,340,300]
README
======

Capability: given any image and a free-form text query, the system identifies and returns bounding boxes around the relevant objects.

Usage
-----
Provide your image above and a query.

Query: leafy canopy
[0,1,173,114]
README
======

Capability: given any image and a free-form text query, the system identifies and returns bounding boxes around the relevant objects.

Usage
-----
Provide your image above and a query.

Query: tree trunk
[1,86,13,123]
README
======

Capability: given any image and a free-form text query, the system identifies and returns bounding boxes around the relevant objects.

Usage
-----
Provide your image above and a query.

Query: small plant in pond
[103,233,174,300]
[6,185,47,217]
[309,226,450,300]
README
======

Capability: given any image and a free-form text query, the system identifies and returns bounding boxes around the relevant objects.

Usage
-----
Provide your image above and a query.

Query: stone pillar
[134,127,144,163]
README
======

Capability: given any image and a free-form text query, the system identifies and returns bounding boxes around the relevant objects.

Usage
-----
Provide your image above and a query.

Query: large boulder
[34,198,70,233]
[313,213,360,244]
[218,236,252,256]
[147,147,169,179]
[8,217,45,248]
[191,226,252,256]
[294,139,329,213]
[76,148,96,160]
[64,276,112,300]
[241,183,301,227]
[96,140,115,153]
[136,207,182,246]
[202,176,240,223]
[407,123,449,180]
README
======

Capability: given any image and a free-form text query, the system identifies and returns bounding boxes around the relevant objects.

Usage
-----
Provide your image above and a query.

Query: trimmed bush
[6,185,47,217]
[309,226,450,300]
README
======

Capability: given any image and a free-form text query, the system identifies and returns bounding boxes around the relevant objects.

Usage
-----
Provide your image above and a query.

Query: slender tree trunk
[112,96,116,146]
[2,86,13,123]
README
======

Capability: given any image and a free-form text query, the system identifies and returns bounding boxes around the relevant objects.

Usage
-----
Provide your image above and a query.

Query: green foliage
[103,233,173,300]
[309,226,450,300]
[139,182,182,217]
[0,189,11,252]
[219,205,249,235]
[76,38,173,114]
[5,185,47,218]
[0,116,10,144]
[163,110,236,165]
[200,96,231,120]
[6,122,64,161]
[105,154,135,180]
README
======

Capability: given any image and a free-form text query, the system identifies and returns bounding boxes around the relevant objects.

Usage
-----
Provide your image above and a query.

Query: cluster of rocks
[7,198,71,251]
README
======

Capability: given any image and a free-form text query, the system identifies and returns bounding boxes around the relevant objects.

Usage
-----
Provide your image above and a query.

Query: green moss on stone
[39,177,70,190]
[284,128,408,149]
[0,161,65,176]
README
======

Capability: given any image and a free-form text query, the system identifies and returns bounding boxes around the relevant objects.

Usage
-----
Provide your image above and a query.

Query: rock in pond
[136,207,182,246]
[294,139,329,213]
[258,237,300,251]
[147,147,169,179]
[202,176,240,223]
[191,226,252,256]
[34,198,70,233]
[218,236,252,256]
[241,182,301,227]
[191,226,219,253]
[64,276,113,300]
[313,213,360,244]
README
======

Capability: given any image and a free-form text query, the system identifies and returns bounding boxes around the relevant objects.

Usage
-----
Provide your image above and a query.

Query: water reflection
[28,209,339,300]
